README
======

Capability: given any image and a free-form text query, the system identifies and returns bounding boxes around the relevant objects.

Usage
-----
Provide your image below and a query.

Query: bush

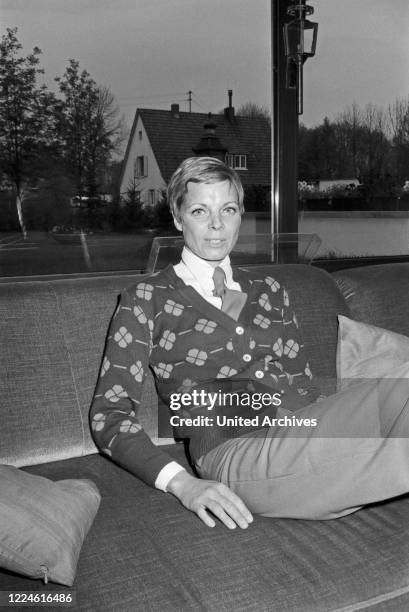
[150,192,175,230]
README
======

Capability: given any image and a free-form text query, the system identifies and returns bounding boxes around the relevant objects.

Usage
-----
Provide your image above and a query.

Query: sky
[1,0,408,154]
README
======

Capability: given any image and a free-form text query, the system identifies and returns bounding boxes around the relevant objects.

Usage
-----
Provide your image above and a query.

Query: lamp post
[283,1,318,115]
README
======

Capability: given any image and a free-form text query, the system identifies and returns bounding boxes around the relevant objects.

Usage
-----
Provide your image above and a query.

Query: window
[136,156,148,178]
[295,3,409,262]
[225,154,247,170]
[148,190,156,206]
[0,1,270,279]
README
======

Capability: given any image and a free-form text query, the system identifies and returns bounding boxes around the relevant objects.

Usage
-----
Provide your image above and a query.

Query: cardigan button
[255,370,264,379]
[242,354,251,362]
[235,326,244,335]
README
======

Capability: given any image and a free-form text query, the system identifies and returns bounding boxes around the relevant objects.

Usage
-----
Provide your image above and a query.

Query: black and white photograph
[1,1,409,610]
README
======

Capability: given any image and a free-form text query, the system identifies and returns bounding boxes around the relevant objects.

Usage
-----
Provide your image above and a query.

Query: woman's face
[173,180,242,265]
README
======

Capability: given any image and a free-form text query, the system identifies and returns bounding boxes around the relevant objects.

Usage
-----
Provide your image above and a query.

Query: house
[119,92,271,207]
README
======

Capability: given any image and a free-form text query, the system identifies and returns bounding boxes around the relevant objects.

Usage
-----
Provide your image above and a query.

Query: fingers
[211,487,253,530]
[193,482,253,530]
[197,506,216,528]
[206,499,241,530]
[167,471,254,530]
[224,488,253,526]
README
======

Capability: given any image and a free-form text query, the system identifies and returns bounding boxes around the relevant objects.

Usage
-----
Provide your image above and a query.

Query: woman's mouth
[207,239,225,246]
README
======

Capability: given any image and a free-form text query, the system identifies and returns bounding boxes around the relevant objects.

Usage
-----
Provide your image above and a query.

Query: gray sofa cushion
[0,451,408,612]
[334,263,409,337]
[0,465,100,586]
[0,282,89,466]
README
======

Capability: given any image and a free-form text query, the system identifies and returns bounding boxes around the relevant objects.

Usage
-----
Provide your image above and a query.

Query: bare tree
[55,60,125,199]
[335,103,363,177]
[334,103,391,195]
[387,97,409,186]
[0,28,57,237]
[299,102,394,197]
[236,102,271,124]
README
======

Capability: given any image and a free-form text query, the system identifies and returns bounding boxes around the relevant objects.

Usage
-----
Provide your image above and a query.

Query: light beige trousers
[196,363,409,519]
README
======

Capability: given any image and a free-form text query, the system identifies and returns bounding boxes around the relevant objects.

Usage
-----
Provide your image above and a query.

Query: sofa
[1,262,409,612]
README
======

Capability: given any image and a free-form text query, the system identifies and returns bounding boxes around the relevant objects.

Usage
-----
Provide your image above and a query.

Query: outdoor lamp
[283,1,318,115]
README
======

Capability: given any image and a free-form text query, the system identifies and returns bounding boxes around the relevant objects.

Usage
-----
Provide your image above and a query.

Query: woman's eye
[191,208,206,216]
[223,206,238,215]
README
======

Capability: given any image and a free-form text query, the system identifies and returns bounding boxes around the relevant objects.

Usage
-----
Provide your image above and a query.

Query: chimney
[171,103,180,118]
[224,89,235,122]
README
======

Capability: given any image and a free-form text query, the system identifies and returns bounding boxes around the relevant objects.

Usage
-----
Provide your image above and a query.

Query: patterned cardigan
[90,264,318,486]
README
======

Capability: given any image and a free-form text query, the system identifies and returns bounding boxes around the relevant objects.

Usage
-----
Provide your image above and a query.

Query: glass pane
[0,1,271,278]
[299,0,409,260]
[146,233,322,273]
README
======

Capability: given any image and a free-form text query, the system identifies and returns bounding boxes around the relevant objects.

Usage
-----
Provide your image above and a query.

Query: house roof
[124,108,271,186]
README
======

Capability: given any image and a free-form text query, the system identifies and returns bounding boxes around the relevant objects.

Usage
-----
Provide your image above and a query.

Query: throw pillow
[336,315,409,392]
[0,465,101,586]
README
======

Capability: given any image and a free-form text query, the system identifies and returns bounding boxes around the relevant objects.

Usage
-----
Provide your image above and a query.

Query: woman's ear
[172,213,182,232]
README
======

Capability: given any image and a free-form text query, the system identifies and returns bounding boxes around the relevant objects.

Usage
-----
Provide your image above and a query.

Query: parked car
[49,225,93,244]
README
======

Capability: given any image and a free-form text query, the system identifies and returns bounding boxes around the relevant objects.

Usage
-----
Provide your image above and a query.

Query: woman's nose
[208,213,224,229]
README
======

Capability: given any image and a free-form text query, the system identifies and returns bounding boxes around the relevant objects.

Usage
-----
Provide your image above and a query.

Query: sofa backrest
[1,275,148,467]
[1,264,349,467]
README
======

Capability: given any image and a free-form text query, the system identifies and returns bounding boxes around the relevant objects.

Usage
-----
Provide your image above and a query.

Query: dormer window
[225,154,247,170]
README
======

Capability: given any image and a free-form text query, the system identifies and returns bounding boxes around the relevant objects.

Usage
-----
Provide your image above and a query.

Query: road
[0,231,156,277]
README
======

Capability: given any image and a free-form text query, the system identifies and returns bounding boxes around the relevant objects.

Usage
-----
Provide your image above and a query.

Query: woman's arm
[90,288,177,485]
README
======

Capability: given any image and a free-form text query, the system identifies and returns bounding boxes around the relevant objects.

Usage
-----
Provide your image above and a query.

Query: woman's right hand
[167,470,253,530]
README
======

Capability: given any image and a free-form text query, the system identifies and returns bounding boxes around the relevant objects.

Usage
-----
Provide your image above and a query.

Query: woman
[90,156,409,527]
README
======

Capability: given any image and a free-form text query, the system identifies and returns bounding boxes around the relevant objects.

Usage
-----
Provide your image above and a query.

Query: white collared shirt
[173,247,242,307]
[155,247,242,492]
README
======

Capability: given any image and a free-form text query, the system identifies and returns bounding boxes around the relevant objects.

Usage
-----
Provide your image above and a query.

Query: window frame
[271,0,299,236]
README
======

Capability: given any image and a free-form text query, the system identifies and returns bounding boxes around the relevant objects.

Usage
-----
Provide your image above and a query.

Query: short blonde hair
[167,157,244,219]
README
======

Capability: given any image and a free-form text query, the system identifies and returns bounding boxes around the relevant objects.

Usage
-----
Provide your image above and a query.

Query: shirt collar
[180,247,234,294]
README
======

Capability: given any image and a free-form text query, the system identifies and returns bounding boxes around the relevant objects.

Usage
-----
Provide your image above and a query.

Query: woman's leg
[196,370,409,519]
